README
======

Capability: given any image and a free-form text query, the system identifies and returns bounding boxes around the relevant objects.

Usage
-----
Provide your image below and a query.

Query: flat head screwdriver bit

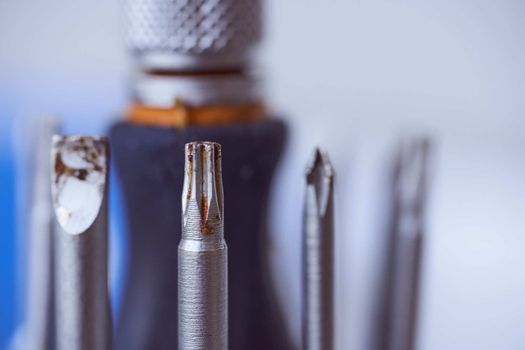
[179,141,228,350]
[51,135,111,350]
[303,148,335,350]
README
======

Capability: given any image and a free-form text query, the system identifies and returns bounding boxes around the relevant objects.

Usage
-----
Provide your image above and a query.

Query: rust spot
[76,169,88,181]
[200,194,209,219]
[200,222,213,235]
[185,146,193,199]
[187,144,194,172]
[54,137,105,184]
[199,194,213,235]
[54,152,67,184]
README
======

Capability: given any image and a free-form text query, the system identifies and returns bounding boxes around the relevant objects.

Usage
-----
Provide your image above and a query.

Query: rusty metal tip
[51,135,108,235]
[182,141,224,236]
[184,141,222,171]
[185,141,221,152]
[185,142,222,167]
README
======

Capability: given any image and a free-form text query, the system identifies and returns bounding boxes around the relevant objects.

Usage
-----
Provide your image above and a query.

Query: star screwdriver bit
[179,141,228,350]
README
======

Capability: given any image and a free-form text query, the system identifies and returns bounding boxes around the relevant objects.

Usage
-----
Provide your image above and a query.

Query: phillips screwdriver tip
[305,148,334,216]
[303,147,335,350]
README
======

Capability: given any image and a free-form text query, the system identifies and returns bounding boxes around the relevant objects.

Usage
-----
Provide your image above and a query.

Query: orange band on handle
[127,99,266,128]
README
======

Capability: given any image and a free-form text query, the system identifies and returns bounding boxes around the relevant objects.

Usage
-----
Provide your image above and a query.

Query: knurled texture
[124,0,262,56]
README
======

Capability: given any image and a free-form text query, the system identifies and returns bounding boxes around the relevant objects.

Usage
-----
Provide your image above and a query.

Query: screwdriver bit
[303,148,335,350]
[179,141,228,350]
[51,135,111,350]
[384,138,431,350]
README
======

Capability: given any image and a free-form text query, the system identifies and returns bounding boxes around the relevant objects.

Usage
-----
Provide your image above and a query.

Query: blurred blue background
[0,118,16,350]
[2,1,525,349]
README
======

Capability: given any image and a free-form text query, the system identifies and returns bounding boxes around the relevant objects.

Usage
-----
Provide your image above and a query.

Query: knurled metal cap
[124,0,262,71]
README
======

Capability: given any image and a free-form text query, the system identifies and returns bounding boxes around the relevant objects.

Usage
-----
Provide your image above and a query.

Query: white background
[1,1,525,349]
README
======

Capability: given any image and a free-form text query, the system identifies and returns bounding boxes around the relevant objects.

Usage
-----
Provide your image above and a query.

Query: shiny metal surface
[124,0,262,70]
[132,71,261,107]
[302,148,335,350]
[23,119,59,350]
[51,136,111,350]
[178,142,227,350]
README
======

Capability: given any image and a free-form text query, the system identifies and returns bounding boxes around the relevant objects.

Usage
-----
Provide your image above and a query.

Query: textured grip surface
[124,0,262,69]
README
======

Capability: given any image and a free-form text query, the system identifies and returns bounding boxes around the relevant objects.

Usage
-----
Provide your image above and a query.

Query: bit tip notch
[182,141,224,237]
[306,148,334,216]
[51,135,108,235]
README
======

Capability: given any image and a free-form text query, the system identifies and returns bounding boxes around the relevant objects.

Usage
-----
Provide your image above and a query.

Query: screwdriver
[303,148,335,350]
[111,0,292,348]
[179,142,227,350]
[383,138,431,350]
[51,135,111,350]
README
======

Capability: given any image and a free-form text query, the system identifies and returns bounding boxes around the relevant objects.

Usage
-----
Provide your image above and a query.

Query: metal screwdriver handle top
[124,0,262,70]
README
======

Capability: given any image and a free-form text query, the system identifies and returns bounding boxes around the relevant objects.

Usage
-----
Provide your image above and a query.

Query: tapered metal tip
[182,141,224,237]
[51,135,108,235]
[305,148,334,216]
[396,138,431,213]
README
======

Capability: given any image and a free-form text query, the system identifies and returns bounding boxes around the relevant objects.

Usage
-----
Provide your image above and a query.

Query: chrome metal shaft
[386,138,430,350]
[303,148,335,350]
[179,141,228,350]
[51,135,111,350]
[24,119,59,350]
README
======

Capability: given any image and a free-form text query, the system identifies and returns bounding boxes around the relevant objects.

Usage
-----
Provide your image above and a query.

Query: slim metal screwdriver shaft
[303,148,335,350]
[179,142,228,350]
[51,135,111,350]
[25,119,58,350]
[386,138,430,350]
